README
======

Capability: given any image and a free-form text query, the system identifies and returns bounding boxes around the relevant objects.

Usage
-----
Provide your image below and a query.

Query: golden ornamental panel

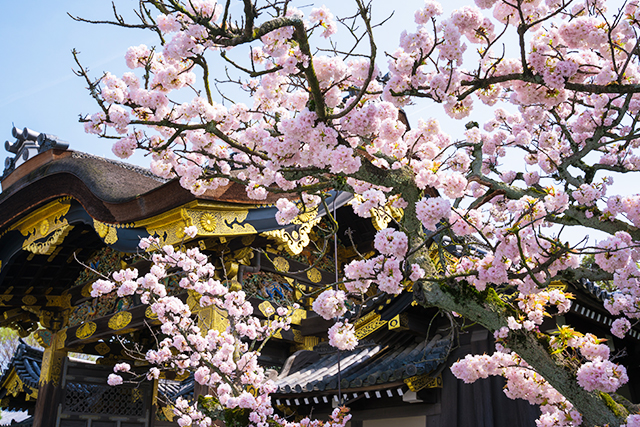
[162,406,175,422]
[187,207,256,237]
[145,306,159,320]
[289,308,307,325]
[404,373,443,392]
[95,342,111,355]
[388,313,409,331]
[306,268,322,283]
[199,213,217,232]
[55,329,67,350]
[261,207,321,256]
[272,257,290,272]
[9,199,74,255]
[258,301,275,317]
[354,312,388,339]
[22,295,37,305]
[108,311,132,330]
[93,219,119,244]
[76,321,97,340]
[135,206,192,246]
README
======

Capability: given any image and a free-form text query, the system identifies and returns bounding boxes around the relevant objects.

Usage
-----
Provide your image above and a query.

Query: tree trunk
[416,268,622,427]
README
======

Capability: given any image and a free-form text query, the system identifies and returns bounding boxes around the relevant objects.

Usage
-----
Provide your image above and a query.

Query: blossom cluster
[80,0,640,425]
[98,232,296,427]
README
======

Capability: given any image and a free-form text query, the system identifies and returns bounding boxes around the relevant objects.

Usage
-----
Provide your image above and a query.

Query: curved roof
[0,341,42,411]
[0,148,289,227]
[273,333,452,397]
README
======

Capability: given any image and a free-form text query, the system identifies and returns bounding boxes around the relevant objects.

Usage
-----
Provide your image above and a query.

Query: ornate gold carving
[39,219,50,236]
[196,306,229,333]
[24,224,74,255]
[429,242,457,275]
[289,308,307,325]
[350,195,404,230]
[388,313,409,331]
[261,209,321,256]
[35,330,53,348]
[5,370,38,400]
[108,311,132,330]
[22,295,37,305]
[55,329,67,349]
[95,342,111,355]
[187,203,256,237]
[306,268,322,283]
[93,219,118,244]
[81,282,93,298]
[258,301,275,317]
[162,406,175,422]
[272,257,290,272]
[39,330,67,386]
[46,294,72,309]
[404,373,443,391]
[549,281,567,291]
[136,205,192,246]
[0,295,12,306]
[10,199,74,255]
[145,306,159,320]
[136,201,257,246]
[200,213,217,232]
[354,312,388,339]
[76,321,97,339]
[6,372,24,396]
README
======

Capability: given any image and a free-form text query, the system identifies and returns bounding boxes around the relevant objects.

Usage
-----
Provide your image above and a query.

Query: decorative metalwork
[186,203,256,237]
[76,322,97,339]
[95,342,111,355]
[200,213,217,232]
[354,312,388,339]
[549,281,567,291]
[145,306,158,320]
[136,201,257,246]
[63,383,146,416]
[306,268,322,283]
[161,405,175,421]
[5,373,24,397]
[9,198,74,255]
[93,219,119,244]
[261,209,322,256]
[35,329,53,347]
[289,308,306,325]
[55,329,67,349]
[258,301,275,317]
[404,373,443,391]
[21,295,37,305]
[272,257,290,272]
[108,311,132,330]
[388,313,409,331]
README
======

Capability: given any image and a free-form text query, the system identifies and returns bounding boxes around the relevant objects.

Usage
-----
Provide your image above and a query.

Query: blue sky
[0,0,449,169]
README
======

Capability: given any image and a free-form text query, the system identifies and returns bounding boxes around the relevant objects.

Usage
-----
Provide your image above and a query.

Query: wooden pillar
[33,330,67,427]
[149,378,158,427]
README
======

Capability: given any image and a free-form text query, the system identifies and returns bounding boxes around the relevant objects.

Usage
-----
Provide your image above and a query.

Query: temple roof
[0,341,41,412]
[273,332,451,398]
